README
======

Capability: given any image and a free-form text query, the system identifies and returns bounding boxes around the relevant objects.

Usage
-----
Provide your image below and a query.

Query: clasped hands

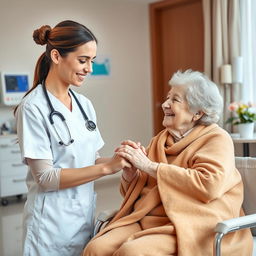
[114,140,158,180]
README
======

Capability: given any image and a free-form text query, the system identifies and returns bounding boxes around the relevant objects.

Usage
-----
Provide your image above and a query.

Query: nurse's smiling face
[55,41,97,87]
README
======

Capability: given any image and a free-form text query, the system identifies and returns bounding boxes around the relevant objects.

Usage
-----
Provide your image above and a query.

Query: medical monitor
[0,72,30,106]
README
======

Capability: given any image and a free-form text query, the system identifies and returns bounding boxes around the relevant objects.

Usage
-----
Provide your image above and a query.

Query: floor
[0,176,123,256]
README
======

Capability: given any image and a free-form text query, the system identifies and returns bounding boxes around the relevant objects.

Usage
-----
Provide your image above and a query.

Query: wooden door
[150,0,204,134]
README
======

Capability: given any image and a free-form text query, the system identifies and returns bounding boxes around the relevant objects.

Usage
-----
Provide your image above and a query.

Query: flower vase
[237,123,255,139]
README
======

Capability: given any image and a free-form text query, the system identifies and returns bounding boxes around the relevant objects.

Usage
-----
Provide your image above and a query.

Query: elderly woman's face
[162,86,198,134]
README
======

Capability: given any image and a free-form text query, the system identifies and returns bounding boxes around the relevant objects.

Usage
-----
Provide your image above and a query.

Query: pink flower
[228,102,238,112]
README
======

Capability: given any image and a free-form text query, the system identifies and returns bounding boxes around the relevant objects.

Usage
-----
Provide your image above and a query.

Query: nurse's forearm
[59,156,126,189]
[59,164,107,189]
[27,156,128,190]
[95,157,110,164]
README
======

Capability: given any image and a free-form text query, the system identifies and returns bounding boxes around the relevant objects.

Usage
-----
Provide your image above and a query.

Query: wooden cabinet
[0,135,27,205]
[0,211,23,255]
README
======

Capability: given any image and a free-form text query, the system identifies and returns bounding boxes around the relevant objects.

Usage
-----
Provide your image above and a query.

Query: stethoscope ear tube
[51,116,74,146]
[69,89,96,132]
[49,111,66,124]
[42,81,96,147]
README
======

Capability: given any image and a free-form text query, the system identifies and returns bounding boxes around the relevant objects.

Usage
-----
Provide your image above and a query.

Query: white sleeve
[95,151,101,160]
[16,104,53,163]
[26,158,61,192]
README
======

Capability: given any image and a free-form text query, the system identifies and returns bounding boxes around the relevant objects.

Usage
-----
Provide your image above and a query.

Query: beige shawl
[95,124,253,255]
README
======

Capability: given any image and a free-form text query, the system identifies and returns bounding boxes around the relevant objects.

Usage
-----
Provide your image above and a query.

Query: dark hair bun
[33,25,52,45]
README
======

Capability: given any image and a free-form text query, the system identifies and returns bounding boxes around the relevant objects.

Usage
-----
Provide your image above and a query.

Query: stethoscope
[42,81,96,146]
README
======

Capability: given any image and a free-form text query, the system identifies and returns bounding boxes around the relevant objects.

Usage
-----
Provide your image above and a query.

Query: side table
[230,133,256,157]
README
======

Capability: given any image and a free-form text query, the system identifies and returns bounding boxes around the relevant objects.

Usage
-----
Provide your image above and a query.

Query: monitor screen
[4,75,29,93]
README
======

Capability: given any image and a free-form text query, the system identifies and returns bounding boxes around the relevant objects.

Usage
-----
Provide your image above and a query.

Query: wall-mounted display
[0,72,30,106]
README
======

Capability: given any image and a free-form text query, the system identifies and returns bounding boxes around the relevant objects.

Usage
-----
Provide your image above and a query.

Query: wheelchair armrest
[214,214,256,256]
[215,213,256,235]
[93,209,118,237]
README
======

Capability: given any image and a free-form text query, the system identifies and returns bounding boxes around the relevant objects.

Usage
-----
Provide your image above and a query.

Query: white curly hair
[169,69,223,125]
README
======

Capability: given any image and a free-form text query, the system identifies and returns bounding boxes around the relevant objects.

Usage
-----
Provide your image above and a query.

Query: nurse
[14,20,131,256]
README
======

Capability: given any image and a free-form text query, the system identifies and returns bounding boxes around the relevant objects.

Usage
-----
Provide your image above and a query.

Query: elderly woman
[83,70,253,256]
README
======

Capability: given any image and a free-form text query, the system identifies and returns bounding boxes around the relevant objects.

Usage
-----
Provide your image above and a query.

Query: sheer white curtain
[240,0,256,103]
[203,0,240,129]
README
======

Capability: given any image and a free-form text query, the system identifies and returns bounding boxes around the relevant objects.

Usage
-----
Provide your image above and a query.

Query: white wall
[0,0,155,156]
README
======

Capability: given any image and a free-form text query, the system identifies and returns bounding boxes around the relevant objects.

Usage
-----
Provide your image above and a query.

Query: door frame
[149,0,203,134]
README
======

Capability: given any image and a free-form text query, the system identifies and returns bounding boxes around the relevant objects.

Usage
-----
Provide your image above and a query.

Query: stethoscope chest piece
[86,120,96,131]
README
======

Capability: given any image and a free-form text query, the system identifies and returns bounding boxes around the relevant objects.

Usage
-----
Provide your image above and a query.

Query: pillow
[235,157,256,236]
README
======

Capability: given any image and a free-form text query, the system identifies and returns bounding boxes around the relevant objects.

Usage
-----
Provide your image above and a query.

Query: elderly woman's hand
[115,145,159,178]
[118,140,147,155]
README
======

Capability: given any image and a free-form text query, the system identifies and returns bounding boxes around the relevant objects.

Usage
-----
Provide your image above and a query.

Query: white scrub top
[16,84,104,256]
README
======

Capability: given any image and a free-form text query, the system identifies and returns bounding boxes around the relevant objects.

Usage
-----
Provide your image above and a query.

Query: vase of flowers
[227,102,256,138]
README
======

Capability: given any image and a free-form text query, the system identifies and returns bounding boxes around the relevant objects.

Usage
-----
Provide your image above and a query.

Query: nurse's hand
[115,145,159,178]
[104,154,132,175]
[114,140,144,182]
[122,166,138,183]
